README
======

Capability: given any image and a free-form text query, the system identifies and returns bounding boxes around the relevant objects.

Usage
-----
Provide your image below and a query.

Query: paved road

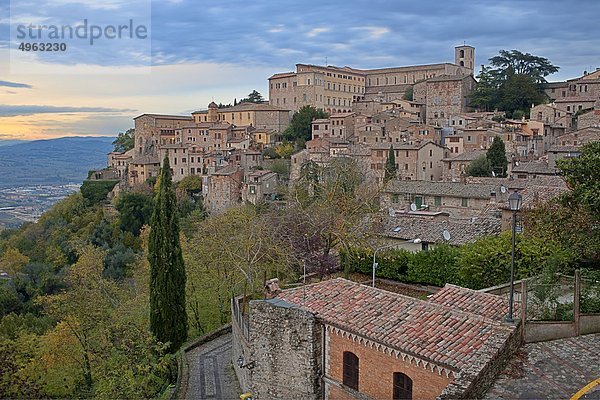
[485,333,600,400]
[183,333,241,400]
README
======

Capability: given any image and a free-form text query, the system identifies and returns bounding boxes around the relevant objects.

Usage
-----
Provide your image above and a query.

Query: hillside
[0,136,115,187]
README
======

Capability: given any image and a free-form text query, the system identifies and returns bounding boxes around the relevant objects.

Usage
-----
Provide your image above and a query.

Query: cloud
[0,105,135,117]
[0,80,32,89]
[353,26,390,39]
[306,27,329,37]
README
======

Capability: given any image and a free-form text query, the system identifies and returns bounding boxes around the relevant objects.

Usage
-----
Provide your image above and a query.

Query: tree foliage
[557,141,600,216]
[384,145,396,182]
[239,90,264,103]
[283,105,329,144]
[112,128,135,153]
[470,49,559,117]
[148,155,188,353]
[466,155,492,177]
[487,136,508,176]
[115,192,153,236]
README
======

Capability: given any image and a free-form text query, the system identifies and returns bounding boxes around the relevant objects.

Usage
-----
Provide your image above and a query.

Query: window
[435,196,442,206]
[461,198,468,207]
[249,185,256,194]
[343,352,359,390]
[393,372,413,399]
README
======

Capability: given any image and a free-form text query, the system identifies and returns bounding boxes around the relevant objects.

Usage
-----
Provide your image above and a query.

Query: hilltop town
[97,45,599,246]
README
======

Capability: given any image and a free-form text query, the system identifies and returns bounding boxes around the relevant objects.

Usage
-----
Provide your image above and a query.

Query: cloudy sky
[0,0,598,140]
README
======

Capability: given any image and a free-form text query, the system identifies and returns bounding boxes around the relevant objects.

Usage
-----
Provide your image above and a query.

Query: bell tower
[455,44,475,75]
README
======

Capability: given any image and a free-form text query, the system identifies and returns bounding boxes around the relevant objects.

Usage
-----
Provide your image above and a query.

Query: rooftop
[430,284,516,321]
[386,180,498,199]
[277,278,514,373]
[384,214,501,245]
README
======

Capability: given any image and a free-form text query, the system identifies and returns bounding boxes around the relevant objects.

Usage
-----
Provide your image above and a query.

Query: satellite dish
[491,170,496,177]
[410,203,417,211]
[500,185,507,194]
[388,207,395,217]
[442,230,451,241]
[515,161,520,167]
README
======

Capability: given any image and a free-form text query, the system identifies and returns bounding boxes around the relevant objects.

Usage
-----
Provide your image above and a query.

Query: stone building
[192,102,291,132]
[268,45,474,114]
[204,165,243,214]
[382,179,506,220]
[369,141,447,182]
[414,74,477,126]
[441,149,487,181]
[108,149,134,179]
[232,278,520,400]
[544,68,600,102]
[577,108,600,129]
[133,114,193,158]
[268,64,366,114]
[242,169,278,205]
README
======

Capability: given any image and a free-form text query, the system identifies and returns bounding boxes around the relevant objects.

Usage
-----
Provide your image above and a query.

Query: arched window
[459,49,465,58]
[342,352,359,390]
[393,372,413,400]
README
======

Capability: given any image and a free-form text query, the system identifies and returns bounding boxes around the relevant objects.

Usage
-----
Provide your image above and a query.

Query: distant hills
[0,136,116,187]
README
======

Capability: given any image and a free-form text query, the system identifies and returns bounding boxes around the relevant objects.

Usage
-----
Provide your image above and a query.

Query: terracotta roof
[268,72,296,80]
[384,215,501,245]
[554,96,597,102]
[277,278,514,372]
[429,284,516,321]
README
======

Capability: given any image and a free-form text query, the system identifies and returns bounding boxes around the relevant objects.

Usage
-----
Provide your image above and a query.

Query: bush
[407,245,461,286]
[340,247,410,280]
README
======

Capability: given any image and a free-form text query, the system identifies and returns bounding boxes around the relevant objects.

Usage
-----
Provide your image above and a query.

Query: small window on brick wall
[393,372,413,400]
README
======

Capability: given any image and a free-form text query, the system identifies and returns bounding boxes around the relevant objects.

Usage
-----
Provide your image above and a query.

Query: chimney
[264,278,281,299]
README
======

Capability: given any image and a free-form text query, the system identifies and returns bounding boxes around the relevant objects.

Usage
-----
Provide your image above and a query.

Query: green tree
[115,192,153,235]
[557,141,600,215]
[403,87,413,101]
[239,90,264,103]
[470,50,559,117]
[384,145,396,182]
[487,136,508,177]
[283,105,329,144]
[466,154,492,177]
[112,128,135,153]
[148,155,188,353]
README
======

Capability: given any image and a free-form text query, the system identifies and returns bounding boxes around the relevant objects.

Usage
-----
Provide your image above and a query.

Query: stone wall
[247,299,323,399]
[437,322,522,399]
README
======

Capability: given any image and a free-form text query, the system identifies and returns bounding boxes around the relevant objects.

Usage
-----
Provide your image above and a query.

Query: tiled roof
[386,180,497,199]
[277,278,514,372]
[512,161,557,175]
[384,215,501,245]
[268,72,296,80]
[429,284,516,321]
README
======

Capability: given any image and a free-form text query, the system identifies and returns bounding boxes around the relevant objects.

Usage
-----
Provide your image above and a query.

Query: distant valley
[0,136,115,188]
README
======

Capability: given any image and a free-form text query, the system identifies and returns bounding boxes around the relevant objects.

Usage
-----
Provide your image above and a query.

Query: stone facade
[369,141,447,182]
[269,46,474,114]
[246,299,322,400]
[204,166,243,214]
[414,75,476,126]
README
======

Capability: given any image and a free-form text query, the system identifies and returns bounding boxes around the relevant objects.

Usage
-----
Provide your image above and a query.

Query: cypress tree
[149,155,188,352]
[487,136,508,177]
[384,144,397,182]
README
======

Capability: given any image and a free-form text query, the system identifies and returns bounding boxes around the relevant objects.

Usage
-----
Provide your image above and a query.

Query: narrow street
[182,333,241,400]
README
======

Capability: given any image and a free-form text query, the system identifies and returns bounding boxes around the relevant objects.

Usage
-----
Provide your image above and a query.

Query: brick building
[233,278,520,400]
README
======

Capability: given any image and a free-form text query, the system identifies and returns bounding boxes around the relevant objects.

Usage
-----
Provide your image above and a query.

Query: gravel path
[183,333,241,400]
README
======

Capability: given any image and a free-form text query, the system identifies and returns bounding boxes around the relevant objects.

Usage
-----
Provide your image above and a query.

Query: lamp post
[372,240,420,288]
[507,191,522,323]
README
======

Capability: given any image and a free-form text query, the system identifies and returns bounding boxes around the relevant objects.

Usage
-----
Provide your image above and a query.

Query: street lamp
[372,240,420,288]
[506,191,522,323]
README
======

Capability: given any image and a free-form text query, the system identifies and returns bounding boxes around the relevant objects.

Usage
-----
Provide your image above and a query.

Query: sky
[0,0,599,140]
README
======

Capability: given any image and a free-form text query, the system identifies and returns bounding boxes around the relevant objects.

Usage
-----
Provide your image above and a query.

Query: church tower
[455,45,475,75]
